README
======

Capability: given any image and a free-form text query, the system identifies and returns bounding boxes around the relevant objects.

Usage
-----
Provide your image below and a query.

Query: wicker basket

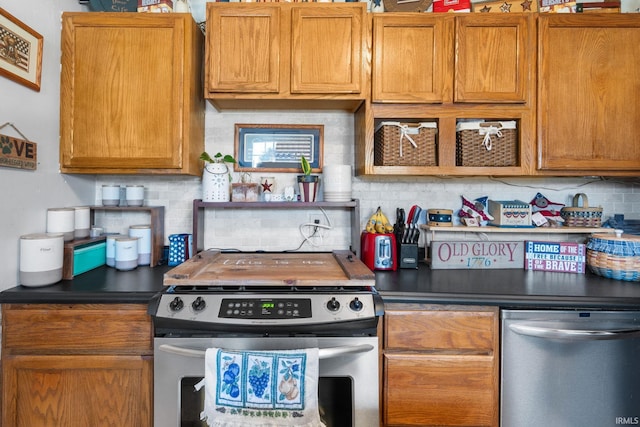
[455,121,518,167]
[586,233,640,282]
[560,193,603,227]
[374,122,437,166]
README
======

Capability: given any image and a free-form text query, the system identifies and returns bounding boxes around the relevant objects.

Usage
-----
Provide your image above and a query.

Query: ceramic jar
[203,162,230,202]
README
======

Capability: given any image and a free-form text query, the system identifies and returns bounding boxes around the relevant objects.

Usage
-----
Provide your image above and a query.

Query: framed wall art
[0,8,43,92]
[234,124,324,173]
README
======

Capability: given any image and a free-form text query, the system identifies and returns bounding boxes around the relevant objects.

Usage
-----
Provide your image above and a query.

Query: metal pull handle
[158,343,375,359]
[509,323,640,341]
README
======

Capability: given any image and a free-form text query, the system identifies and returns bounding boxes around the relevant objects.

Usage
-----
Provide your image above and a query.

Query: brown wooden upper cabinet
[205,2,368,111]
[59,13,204,175]
[372,13,533,104]
[538,14,640,174]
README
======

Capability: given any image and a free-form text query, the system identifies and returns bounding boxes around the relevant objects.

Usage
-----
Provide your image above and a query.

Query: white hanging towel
[198,348,326,427]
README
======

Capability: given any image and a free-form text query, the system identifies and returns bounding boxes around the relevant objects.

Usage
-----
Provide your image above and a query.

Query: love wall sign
[0,122,37,170]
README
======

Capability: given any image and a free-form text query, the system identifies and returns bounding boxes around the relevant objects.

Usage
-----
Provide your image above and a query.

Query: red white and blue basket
[586,233,640,282]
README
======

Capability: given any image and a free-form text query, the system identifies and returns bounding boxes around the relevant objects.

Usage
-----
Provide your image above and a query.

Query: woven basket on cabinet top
[560,193,603,227]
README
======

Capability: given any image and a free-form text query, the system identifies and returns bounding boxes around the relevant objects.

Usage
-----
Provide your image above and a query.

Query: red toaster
[360,232,397,271]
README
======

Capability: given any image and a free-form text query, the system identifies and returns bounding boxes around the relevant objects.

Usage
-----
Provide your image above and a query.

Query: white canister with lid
[106,234,127,267]
[19,233,64,287]
[46,208,75,242]
[126,185,145,207]
[115,236,139,271]
[129,225,151,265]
[102,184,121,206]
[73,206,91,239]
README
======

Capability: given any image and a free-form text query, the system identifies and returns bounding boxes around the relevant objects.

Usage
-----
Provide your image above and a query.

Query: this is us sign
[0,131,37,170]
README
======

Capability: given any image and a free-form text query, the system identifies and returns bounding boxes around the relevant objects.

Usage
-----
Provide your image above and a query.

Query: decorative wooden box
[488,200,532,228]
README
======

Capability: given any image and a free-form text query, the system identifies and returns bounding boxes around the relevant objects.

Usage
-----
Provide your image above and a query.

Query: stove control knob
[192,296,206,312]
[326,297,340,312]
[169,297,184,312]
[349,297,363,312]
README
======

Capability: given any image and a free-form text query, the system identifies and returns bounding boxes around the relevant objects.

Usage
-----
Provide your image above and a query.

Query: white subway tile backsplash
[95,108,640,251]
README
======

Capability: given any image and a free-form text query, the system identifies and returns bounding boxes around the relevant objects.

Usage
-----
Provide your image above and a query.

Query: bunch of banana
[365,206,394,234]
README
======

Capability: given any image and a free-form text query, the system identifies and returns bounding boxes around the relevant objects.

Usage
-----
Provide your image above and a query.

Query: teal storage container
[73,241,106,276]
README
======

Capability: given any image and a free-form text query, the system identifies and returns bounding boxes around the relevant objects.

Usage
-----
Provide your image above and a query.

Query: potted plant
[200,151,236,202]
[297,156,319,202]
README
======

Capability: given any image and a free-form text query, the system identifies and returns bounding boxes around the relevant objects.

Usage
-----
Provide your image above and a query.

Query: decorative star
[261,180,273,193]
[480,5,492,12]
[500,1,512,12]
[520,0,533,10]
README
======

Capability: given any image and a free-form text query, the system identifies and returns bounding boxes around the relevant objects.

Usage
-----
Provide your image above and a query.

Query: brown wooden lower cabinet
[382,304,499,427]
[1,304,153,427]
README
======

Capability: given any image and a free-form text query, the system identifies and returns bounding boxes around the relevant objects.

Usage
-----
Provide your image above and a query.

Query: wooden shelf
[421,224,614,241]
[421,225,614,233]
[192,199,361,256]
[89,206,165,267]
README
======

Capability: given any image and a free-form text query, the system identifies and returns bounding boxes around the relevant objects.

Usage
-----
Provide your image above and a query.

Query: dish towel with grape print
[197,347,326,427]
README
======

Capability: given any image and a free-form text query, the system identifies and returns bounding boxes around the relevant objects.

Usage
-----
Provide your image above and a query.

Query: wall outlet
[308,214,324,225]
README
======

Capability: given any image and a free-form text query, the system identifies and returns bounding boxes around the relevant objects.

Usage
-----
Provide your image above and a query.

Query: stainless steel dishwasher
[501,309,640,427]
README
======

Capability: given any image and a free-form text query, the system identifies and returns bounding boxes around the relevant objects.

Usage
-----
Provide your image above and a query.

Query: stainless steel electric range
[148,250,383,427]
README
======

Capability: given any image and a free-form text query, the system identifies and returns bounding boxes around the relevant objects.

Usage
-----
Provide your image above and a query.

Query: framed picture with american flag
[0,8,43,92]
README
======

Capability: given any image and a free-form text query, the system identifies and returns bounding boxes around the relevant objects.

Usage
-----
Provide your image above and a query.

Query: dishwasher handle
[158,343,375,359]
[509,323,640,341]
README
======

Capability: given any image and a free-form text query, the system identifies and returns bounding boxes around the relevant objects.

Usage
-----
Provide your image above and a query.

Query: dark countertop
[0,265,170,304]
[2,263,640,310]
[375,264,640,309]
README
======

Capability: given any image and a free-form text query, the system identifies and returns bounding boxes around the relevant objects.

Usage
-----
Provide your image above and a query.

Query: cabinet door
[455,14,533,103]
[206,4,281,93]
[372,14,450,103]
[60,13,203,175]
[384,354,497,427]
[538,15,640,172]
[2,355,152,427]
[291,4,364,94]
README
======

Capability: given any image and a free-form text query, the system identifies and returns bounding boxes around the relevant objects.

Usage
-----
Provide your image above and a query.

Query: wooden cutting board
[163,250,375,288]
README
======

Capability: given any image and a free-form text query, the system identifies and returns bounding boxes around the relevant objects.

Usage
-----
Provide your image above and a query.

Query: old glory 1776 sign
[0,122,37,170]
[430,240,525,269]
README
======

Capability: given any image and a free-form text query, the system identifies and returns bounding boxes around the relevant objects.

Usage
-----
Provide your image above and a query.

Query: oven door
[154,336,379,427]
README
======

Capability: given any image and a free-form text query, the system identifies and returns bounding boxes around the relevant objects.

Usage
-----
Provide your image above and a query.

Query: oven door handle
[158,343,375,359]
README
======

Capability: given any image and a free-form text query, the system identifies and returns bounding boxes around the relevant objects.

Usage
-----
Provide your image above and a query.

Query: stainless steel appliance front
[501,310,640,427]
[154,336,379,427]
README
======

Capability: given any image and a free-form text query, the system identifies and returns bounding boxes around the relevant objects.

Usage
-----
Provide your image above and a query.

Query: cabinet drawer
[384,353,497,427]
[384,305,497,352]
[2,304,152,355]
